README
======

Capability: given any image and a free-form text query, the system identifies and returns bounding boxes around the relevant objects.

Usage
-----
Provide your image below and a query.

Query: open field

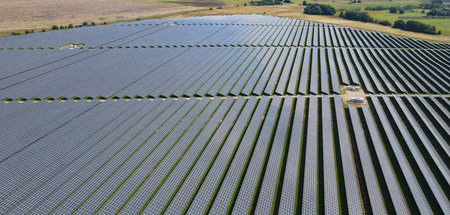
[312,0,423,10]
[308,0,450,35]
[0,14,449,215]
[0,0,199,34]
[366,9,450,35]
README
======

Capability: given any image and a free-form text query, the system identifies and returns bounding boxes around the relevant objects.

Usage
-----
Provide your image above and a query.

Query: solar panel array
[0,15,449,215]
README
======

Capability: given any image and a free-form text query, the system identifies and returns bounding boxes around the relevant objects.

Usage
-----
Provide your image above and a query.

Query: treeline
[300,2,440,35]
[340,11,374,22]
[303,3,336,15]
[393,20,440,34]
[389,7,405,14]
[427,8,450,16]
[10,21,108,36]
[249,0,290,6]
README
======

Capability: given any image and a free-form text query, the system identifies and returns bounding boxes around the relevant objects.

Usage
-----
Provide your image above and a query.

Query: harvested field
[0,0,198,32]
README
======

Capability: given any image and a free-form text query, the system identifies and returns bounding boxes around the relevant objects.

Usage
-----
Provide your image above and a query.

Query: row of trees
[301,1,442,35]
[303,3,336,15]
[248,0,289,6]
[11,21,108,36]
[393,20,440,34]
[340,11,374,22]
[389,7,405,14]
[427,8,450,16]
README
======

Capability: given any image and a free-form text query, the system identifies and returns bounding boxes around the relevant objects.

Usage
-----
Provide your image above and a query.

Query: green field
[309,0,423,10]
[303,0,450,35]
[366,9,450,35]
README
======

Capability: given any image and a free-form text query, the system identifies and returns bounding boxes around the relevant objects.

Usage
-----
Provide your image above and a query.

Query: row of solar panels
[0,95,448,214]
[1,16,449,50]
[1,46,449,100]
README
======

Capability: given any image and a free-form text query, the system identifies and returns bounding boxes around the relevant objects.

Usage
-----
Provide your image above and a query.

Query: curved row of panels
[0,95,448,214]
[1,46,448,100]
[1,15,449,50]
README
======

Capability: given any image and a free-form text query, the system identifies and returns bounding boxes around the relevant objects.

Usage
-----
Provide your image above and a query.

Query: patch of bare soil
[340,85,369,108]
[0,0,198,31]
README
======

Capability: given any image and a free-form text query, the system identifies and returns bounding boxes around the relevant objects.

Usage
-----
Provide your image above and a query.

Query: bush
[342,11,374,22]
[427,8,449,16]
[82,21,88,26]
[393,19,437,34]
[365,6,387,11]
[405,20,437,34]
[403,5,417,10]
[304,3,336,15]
[393,20,406,29]
[389,7,398,13]
[379,20,391,26]
[251,0,282,6]
[51,25,59,30]
[302,0,307,6]
[68,24,74,28]
[399,9,405,14]
[420,3,443,10]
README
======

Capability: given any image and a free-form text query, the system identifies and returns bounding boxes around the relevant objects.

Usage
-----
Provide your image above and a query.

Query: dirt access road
[0,0,199,33]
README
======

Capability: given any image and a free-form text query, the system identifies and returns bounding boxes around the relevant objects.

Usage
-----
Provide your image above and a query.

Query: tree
[302,0,307,6]
[379,20,391,26]
[431,0,443,4]
[304,3,336,15]
[393,20,406,29]
[389,7,398,13]
[343,11,373,22]
[404,20,437,34]
[399,9,405,14]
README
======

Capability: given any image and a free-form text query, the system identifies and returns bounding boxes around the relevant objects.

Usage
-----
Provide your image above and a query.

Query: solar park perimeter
[0,15,449,215]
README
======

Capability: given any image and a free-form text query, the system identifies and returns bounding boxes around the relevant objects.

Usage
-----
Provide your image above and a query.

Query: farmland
[0,14,449,215]
[0,0,199,36]
[308,0,450,36]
